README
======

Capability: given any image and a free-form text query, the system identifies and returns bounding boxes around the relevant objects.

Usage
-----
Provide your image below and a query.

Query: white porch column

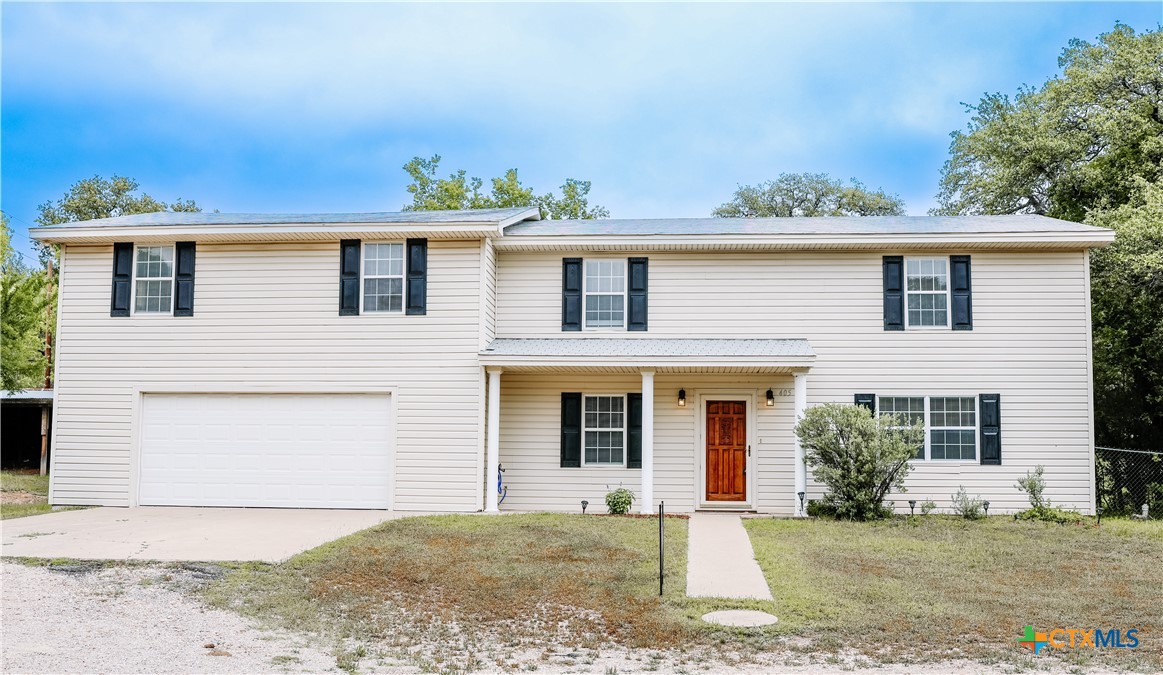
[485,368,502,513]
[639,370,655,514]
[793,371,808,516]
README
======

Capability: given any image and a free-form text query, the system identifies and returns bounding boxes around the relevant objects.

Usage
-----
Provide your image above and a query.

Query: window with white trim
[583,395,625,465]
[133,245,174,313]
[363,242,405,312]
[905,257,949,328]
[878,395,977,461]
[584,260,625,328]
[878,396,925,459]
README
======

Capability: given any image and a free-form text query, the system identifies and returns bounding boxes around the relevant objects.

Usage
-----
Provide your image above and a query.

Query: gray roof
[481,338,814,358]
[502,214,1106,237]
[1,389,54,403]
[36,207,539,229]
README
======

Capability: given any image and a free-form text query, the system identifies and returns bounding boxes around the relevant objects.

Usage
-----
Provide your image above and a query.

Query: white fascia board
[476,355,817,368]
[491,231,1117,251]
[30,221,513,244]
[496,207,542,233]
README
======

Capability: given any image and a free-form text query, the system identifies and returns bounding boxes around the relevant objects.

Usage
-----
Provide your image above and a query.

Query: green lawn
[201,513,1163,672]
[745,516,1163,669]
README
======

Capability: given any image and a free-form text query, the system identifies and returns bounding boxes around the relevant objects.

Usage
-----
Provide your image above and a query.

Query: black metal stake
[659,500,665,597]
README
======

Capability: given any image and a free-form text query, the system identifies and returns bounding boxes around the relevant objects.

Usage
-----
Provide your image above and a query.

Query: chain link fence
[1095,447,1163,519]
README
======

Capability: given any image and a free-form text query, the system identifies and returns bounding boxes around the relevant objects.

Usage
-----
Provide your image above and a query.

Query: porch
[479,339,815,514]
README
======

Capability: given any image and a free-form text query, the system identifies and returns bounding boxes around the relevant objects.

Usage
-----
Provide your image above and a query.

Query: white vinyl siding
[495,249,1095,514]
[133,245,174,314]
[49,240,486,510]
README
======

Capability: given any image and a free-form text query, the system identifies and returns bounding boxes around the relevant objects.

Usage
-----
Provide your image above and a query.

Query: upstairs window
[584,260,625,328]
[905,258,949,328]
[133,245,174,313]
[363,242,405,312]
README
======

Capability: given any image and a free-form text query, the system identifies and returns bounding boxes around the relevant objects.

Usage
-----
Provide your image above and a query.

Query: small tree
[1016,465,1048,508]
[794,403,924,520]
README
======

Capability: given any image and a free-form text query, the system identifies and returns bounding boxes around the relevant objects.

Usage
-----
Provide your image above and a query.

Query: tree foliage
[1087,177,1163,452]
[794,403,924,520]
[713,173,906,218]
[36,175,201,264]
[934,24,1163,220]
[1,215,51,392]
[401,155,610,219]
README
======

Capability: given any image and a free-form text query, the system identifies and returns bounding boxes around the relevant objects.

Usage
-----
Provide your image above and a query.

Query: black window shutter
[627,393,643,468]
[950,255,972,330]
[883,256,904,331]
[562,258,582,331]
[854,394,876,413]
[627,257,648,331]
[979,393,1001,465]
[339,239,360,316]
[173,241,196,317]
[110,242,133,317]
[406,238,427,315]
[560,392,582,467]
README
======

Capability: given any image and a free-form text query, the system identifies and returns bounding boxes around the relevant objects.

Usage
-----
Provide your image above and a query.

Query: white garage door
[139,393,392,508]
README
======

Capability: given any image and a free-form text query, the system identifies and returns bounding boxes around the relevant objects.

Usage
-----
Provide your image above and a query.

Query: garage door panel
[139,394,392,509]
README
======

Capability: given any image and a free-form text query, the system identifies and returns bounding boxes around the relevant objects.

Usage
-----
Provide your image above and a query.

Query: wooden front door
[705,400,747,502]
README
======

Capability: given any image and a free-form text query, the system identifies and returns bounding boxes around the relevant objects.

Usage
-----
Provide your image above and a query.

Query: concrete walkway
[1,506,408,562]
[686,512,773,600]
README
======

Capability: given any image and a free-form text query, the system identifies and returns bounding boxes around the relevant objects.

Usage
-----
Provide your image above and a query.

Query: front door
[705,400,747,502]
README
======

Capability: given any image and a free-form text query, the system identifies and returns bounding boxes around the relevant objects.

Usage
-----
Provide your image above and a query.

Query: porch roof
[478,338,815,373]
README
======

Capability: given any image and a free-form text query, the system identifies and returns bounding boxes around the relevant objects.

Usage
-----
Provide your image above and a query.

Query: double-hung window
[584,260,626,329]
[133,245,174,313]
[905,258,949,328]
[878,396,925,459]
[583,395,625,465]
[878,395,977,461]
[363,242,405,312]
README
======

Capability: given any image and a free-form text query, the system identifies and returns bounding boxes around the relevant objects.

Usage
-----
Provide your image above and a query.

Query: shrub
[951,486,986,520]
[1016,465,1049,508]
[604,487,634,515]
[920,500,937,516]
[795,403,925,521]
[806,499,837,519]
[1015,506,1086,524]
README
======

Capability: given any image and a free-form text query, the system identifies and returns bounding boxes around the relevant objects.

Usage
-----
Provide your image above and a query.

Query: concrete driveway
[1,506,410,562]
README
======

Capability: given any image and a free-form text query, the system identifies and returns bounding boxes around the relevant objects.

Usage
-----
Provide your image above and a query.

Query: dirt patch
[1,491,44,505]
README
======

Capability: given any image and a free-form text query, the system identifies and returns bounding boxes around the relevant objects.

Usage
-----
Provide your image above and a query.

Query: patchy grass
[745,516,1163,670]
[0,471,88,519]
[203,514,693,672]
[1,470,49,495]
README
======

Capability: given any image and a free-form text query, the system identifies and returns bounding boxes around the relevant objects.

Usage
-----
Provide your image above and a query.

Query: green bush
[806,499,837,519]
[795,403,925,521]
[951,486,986,520]
[1015,506,1086,524]
[604,487,634,515]
[920,500,937,515]
[1016,465,1049,508]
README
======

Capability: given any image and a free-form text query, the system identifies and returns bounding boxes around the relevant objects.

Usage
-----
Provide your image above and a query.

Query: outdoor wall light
[677,389,686,407]
[908,499,917,516]
[766,389,775,406]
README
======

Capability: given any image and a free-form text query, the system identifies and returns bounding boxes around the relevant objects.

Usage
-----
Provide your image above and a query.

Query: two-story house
[31,207,1114,515]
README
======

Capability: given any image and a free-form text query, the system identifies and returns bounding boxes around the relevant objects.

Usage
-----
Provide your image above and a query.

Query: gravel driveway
[1,562,340,674]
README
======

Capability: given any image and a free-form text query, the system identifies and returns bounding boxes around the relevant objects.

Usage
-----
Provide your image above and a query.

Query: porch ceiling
[478,338,815,373]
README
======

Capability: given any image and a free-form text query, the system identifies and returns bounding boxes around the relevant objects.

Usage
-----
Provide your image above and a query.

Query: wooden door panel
[706,400,746,502]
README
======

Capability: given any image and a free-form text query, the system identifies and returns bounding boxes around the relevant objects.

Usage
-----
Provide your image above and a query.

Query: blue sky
[3,2,1160,259]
